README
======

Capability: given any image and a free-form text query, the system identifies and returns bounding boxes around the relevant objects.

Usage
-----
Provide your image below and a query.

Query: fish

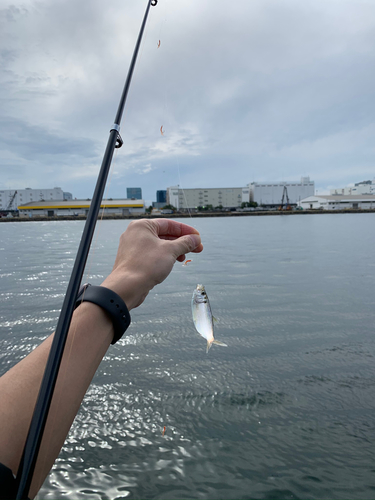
[191,284,227,353]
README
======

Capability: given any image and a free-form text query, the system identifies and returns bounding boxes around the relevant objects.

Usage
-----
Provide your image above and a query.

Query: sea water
[0,214,375,500]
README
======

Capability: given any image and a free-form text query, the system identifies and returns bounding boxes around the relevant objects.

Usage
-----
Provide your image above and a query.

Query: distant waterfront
[1,208,375,222]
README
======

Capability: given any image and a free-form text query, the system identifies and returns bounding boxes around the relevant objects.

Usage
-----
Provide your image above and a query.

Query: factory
[17,199,145,218]
[249,177,315,207]
[0,187,72,211]
[166,186,250,210]
[298,194,375,210]
[330,179,375,196]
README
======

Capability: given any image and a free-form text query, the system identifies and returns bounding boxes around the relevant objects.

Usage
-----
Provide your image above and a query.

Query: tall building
[249,177,314,206]
[0,187,68,211]
[127,187,142,199]
[156,190,166,203]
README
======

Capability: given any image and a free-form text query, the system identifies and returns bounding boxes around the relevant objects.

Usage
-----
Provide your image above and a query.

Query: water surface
[1,214,375,499]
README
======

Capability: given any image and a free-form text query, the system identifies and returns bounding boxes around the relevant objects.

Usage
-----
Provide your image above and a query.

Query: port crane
[6,190,17,211]
[278,186,292,211]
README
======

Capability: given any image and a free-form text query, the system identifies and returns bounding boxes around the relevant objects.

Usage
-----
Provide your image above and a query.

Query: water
[1,214,375,499]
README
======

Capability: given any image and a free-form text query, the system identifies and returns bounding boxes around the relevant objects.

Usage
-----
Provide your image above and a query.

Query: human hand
[101,219,203,310]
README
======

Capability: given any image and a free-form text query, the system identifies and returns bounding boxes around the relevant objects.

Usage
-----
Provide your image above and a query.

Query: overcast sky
[1,0,375,201]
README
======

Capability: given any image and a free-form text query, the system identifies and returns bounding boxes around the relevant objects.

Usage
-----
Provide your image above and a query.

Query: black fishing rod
[15,1,158,497]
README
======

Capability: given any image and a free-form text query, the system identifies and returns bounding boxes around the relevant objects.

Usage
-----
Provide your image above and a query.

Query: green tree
[241,201,258,208]
[162,204,177,212]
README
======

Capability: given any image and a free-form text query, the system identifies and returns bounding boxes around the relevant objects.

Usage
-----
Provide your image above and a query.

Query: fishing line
[83,147,119,285]
[155,8,194,224]
[121,7,151,128]
[157,0,168,42]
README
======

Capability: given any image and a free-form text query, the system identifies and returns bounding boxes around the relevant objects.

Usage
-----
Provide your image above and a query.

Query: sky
[1,0,375,202]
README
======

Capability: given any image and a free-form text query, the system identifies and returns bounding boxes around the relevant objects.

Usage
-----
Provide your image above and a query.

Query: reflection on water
[0,215,375,499]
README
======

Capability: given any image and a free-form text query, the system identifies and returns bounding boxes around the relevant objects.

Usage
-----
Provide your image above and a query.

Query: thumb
[170,233,201,259]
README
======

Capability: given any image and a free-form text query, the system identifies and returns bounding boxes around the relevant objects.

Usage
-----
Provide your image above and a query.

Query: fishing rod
[15,1,158,497]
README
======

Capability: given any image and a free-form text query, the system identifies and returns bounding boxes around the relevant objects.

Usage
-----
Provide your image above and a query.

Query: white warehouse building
[166,186,250,210]
[330,179,375,196]
[249,177,314,207]
[298,194,375,210]
[0,187,72,211]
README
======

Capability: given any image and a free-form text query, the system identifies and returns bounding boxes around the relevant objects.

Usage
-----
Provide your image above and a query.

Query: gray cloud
[0,0,374,200]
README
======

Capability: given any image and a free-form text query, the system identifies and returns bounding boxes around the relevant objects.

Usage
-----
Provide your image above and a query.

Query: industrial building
[0,187,72,211]
[166,186,250,210]
[18,199,145,217]
[249,177,314,207]
[298,194,375,210]
[330,179,375,196]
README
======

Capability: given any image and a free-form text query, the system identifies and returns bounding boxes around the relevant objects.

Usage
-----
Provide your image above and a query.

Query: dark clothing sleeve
[0,462,17,500]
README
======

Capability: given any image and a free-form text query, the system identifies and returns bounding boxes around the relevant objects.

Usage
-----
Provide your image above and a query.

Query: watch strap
[74,284,131,344]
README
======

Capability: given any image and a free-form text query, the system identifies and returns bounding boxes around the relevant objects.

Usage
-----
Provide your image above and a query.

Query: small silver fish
[191,284,227,353]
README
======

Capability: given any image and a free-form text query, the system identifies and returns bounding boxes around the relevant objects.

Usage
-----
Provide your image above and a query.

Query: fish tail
[212,340,227,347]
[206,341,213,353]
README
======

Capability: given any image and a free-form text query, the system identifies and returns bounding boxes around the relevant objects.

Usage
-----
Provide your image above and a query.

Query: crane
[6,190,17,211]
[278,186,292,211]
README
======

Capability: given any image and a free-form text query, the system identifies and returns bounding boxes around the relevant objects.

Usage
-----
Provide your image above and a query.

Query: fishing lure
[160,125,164,135]
[182,259,192,266]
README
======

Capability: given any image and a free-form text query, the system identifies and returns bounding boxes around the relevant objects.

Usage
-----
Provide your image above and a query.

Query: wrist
[75,284,131,344]
[100,270,152,311]
[72,301,114,345]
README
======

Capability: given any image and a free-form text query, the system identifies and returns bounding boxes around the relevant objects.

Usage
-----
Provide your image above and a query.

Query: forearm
[0,219,203,498]
[0,302,114,498]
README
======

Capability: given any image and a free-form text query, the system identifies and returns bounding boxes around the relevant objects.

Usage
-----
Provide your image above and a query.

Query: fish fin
[212,316,219,323]
[206,341,213,354]
[212,340,227,347]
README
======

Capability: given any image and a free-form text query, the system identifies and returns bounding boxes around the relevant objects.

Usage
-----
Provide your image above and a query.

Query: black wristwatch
[74,283,131,344]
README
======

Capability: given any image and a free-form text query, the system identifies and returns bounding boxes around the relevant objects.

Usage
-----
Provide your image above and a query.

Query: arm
[0,219,203,498]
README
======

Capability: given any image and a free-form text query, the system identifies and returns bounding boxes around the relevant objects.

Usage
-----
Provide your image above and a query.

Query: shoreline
[1,209,375,222]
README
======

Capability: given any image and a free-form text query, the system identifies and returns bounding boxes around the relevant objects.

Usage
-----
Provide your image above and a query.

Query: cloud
[0,0,375,199]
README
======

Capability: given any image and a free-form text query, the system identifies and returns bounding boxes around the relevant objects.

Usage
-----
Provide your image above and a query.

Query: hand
[101,219,203,309]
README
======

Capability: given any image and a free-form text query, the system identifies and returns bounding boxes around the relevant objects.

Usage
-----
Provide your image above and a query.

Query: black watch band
[74,284,131,344]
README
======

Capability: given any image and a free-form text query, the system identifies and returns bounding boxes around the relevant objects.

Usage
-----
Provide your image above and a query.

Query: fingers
[123,218,203,262]
[169,233,203,260]
[153,219,200,238]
